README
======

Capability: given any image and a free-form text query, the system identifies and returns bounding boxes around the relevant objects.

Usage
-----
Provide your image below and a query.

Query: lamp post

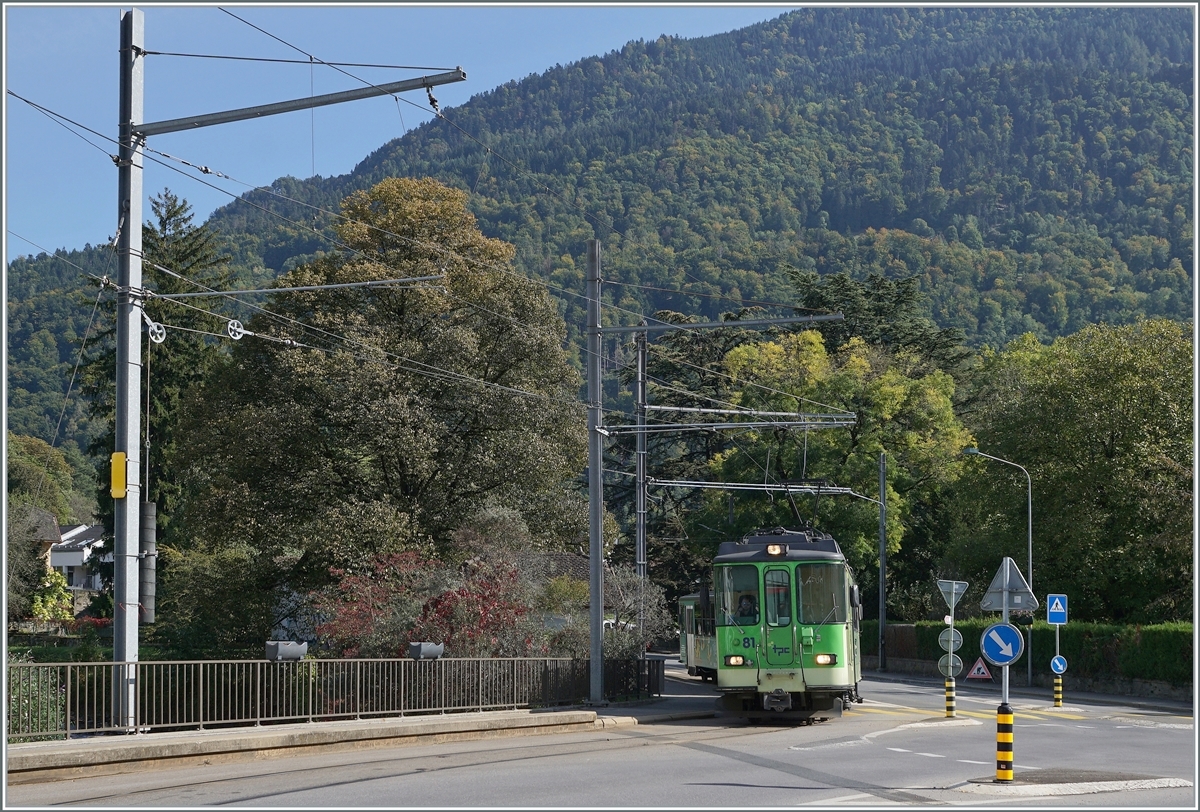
[963,447,1033,687]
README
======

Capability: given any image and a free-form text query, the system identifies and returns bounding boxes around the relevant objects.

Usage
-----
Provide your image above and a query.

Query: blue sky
[4,4,799,264]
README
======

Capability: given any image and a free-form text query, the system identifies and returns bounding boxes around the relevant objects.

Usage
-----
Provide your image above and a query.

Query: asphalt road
[9,664,1194,807]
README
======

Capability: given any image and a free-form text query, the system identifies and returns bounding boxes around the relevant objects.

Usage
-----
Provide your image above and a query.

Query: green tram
[679,527,864,723]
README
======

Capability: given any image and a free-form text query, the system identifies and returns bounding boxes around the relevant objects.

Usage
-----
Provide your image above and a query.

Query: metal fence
[6,657,664,742]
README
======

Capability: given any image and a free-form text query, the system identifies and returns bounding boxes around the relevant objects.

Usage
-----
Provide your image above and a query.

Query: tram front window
[765,569,791,626]
[797,564,848,624]
[718,565,759,625]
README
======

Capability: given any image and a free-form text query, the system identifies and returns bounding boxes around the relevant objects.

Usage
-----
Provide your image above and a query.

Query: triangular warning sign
[966,657,993,680]
[1049,597,1065,614]
[980,557,1039,611]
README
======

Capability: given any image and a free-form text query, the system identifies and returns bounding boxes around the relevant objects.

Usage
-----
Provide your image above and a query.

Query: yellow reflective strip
[997,733,1013,742]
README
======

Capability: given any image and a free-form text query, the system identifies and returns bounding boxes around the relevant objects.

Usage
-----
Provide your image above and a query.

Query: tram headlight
[725,655,746,666]
[766,543,788,556]
[814,653,837,666]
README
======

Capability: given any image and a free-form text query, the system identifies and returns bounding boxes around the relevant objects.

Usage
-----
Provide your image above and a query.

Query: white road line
[915,752,946,758]
[957,759,989,765]
[886,747,911,752]
[797,793,871,805]
[797,794,902,806]
[789,740,867,751]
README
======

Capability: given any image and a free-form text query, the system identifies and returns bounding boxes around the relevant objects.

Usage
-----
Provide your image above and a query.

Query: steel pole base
[995,702,1014,782]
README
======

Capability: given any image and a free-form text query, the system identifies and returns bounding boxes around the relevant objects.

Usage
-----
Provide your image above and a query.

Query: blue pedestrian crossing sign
[1047,594,1068,625]
[1051,655,1068,674]
[980,622,1024,667]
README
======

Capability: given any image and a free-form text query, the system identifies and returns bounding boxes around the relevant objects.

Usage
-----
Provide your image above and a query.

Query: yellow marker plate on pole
[111,452,127,499]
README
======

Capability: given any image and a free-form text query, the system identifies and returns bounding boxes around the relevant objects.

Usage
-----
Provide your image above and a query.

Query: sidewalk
[5,664,720,786]
[9,661,1187,786]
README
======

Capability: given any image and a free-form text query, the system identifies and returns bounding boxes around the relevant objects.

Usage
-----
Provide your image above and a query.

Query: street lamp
[963,447,1034,687]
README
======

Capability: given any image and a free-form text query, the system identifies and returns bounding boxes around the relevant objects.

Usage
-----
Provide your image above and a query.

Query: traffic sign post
[1047,593,1068,707]
[937,580,968,718]
[980,558,1036,783]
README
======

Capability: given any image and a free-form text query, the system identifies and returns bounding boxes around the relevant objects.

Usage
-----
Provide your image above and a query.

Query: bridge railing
[6,657,664,742]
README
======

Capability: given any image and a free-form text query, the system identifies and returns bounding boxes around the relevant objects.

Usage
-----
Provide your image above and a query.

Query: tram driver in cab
[736,593,758,623]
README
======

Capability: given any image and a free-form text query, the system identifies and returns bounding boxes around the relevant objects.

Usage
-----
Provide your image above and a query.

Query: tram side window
[764,569,791,626]
[718,565,759,625]
[797,564,848,624]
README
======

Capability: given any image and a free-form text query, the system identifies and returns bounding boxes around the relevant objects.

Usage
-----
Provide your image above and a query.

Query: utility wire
[6,231,112,286]
[9,92,832,391]
[9,90,822,339]
[602,279,815,312]
[50,284,107,449]
[142,50,454,71]
[8,90,119,163]
[142,256,584,408]
[646,344,851,415]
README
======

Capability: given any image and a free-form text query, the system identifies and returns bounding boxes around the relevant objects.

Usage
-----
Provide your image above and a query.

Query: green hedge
[859,620,1192,685]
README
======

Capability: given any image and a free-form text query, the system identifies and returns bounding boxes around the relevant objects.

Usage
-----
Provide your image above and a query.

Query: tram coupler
[763,688,792,712]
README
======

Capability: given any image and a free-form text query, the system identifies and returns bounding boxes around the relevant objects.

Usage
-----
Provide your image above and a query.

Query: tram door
[684,605,696,666]
[763,568,795,666]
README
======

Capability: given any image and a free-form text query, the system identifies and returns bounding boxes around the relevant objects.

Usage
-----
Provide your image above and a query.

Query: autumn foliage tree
[160,177,586,653]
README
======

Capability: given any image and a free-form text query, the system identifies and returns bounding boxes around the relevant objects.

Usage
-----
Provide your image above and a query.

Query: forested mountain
[7,6,1193,454]
[7,8,1193,638]
[204,6,1193,342]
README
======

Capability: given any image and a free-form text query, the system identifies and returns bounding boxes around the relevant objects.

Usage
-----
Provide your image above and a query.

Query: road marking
[797,792,902,805]
[886,747,911,752]
[789,740,867,751]
[1105,716,1193,730]
[957,759,989,765]
[847,707,925,717]
[956,709,1085,721]
[915,752,945,758]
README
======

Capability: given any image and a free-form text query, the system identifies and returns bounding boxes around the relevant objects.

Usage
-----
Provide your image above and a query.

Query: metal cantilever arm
[135,68,466,136]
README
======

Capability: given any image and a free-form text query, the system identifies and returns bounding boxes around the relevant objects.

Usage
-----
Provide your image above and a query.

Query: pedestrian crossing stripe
[966,658,992,679]
[958,709,1087,721]
[846,707,926,716]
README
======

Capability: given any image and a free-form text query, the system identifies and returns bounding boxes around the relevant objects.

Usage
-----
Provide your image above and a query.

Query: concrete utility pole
[113,9,146,728]
[878,452,887,671]
[634,328,647,583]
[110,10,466,716]
[586,240,605,704]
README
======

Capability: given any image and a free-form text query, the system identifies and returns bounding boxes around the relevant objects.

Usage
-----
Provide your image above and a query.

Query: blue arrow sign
[1047,593,1068,625]
[980,623,1025,667]
[1051,655,1068,674]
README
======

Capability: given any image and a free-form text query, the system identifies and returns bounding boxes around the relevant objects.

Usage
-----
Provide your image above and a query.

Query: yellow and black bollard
[945,677,956,717]
[995,703,1014,782]
[1054,675,1063,707]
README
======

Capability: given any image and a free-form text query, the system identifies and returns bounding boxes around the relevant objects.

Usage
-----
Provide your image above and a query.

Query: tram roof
[714,527,845,563]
